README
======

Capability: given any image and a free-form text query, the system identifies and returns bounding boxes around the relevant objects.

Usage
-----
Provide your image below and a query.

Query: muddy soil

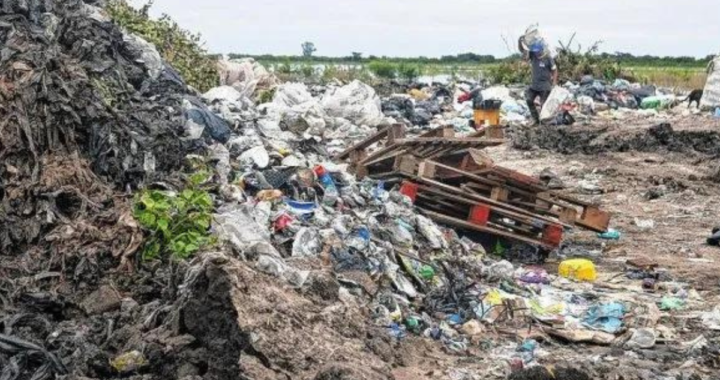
[511,114,720,157]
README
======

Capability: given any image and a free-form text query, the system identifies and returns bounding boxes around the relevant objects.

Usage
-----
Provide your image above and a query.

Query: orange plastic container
[473,109,500,127]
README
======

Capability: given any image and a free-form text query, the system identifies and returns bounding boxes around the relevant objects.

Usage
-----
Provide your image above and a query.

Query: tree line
[227,51,714,67]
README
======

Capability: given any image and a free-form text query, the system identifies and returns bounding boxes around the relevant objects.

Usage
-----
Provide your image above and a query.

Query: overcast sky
[128,0,718,58]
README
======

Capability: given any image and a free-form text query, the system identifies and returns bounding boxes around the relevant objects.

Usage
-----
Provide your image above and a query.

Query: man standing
[519,41,558,125]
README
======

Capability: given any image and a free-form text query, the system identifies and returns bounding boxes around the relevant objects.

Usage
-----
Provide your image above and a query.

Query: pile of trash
[2,3,720,380]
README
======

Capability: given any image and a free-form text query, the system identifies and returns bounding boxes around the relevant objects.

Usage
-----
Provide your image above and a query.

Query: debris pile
[2,2,720,380]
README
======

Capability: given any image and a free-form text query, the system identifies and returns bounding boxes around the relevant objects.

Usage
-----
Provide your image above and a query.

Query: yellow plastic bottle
[558,259,597,282]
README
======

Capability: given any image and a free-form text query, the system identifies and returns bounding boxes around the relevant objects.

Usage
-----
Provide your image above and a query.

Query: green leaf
[157,218,169,232]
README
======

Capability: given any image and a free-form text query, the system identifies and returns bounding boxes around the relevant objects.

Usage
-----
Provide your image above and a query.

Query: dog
[683,89,703,108]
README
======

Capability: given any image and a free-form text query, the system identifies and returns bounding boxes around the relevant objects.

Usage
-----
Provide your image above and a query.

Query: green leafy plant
[368,60,398,79]
[106,0,219,92]
[398,63,420,82]
[133,171,214,261]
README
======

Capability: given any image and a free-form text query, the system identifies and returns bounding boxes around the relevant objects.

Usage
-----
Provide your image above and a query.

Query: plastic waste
[598,228,621,240]
[284,199,317,218]
[416,215,447,249]
[346,226,370,251]
[184,107,232,144]
[519,268,550,284]
[626,328,656,349]
[446,314,463,325]
[558,259,597,282]
[539,86,571,121]
[314,165,339,206]
[321,80,386,126]
[292,227,321,257]
[239,146,270,169]
[715,107,720,118]
[256,255,309,287]
[582,302,625,333]
[484,260,514,281]
[390,220,414,247]
[701,307,720,330]
[708,227,720,246]
[640,95,676,110]
[419,265,435,280]
[110,351,147,374]
[203,85,245,105]
[634,218,655,231]
[659,297,685,311]
[218,58,277,98]
[213,205,280,257]
[700,54,720,110]
[122,33,163,80]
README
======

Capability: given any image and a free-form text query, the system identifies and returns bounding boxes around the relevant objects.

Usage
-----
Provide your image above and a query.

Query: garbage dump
[2,3,720,380]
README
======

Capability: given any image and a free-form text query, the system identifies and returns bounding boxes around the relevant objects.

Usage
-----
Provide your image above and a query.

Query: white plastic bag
[321,80,386,127]
[700,55,720,110]
[540,86,571,121]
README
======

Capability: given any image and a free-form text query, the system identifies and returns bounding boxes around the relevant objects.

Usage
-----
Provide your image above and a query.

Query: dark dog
[683,89,703,108]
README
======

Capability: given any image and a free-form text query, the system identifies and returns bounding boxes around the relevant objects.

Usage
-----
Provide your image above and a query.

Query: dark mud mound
[511,123,720,156]
[0,0,192,254]
[164,253,394,380]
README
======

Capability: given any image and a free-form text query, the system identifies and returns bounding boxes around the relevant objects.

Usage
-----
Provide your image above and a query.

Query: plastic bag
[256,255,309,287]
[321,80,386,126]
[122,33,163,80]
[700,55,720,110]
[582,302,625,333]
[539,86,571,121]
[218,58,276,98]
[213,205,280,257]
[203,86,244,104]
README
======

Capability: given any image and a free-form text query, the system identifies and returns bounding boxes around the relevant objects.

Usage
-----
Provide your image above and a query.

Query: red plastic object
[273,213,294,232]
[468,204,490,226]
[399,181,419,203]
[313,165,327,177]
[542,224,563,247]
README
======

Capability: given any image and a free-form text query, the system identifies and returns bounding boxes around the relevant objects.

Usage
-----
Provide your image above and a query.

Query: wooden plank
[359,143,402,166]
[419,126,455,138]
[395,137,506,146]
[420,209,550,248]
[387,124,406,143]
[417,160,437,179]
[415,177,572,229]
[422,160,503,188]
[579,205,611,232]
[417,183,553,227]
[335,125,392,160]
[394,155,419,176]
[491,187,509,202]
[362,148,408,168]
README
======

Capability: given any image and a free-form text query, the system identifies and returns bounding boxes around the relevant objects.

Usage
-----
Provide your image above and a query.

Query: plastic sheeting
[539,86,571,121]
[218,58,277,98]
[700,55,720,110]
[321,80,386,127]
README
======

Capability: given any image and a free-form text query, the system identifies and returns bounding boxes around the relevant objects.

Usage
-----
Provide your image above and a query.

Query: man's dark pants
[525,88,551,123]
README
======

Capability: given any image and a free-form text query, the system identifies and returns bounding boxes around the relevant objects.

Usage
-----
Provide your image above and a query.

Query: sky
[127,0,718,58]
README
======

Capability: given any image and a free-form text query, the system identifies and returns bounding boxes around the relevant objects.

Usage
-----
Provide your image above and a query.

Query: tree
[301,42,316,58]
[351,52,363,61]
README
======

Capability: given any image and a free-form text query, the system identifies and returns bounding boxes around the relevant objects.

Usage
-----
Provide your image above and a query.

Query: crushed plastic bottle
[313,165,339,206]
[598,228,621,240]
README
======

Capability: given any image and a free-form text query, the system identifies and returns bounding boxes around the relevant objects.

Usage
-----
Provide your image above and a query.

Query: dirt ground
[387,113,720,380]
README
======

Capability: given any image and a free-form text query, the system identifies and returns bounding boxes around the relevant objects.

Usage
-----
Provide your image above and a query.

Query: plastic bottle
[313,165,338,206]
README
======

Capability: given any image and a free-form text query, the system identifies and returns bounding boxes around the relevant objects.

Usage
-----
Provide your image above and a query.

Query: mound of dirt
[511,122,720,156]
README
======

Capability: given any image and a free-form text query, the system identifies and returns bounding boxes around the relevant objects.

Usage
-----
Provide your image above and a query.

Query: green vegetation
[106,0,219,92]
[133,170,214,261]
[368,60,398,79]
